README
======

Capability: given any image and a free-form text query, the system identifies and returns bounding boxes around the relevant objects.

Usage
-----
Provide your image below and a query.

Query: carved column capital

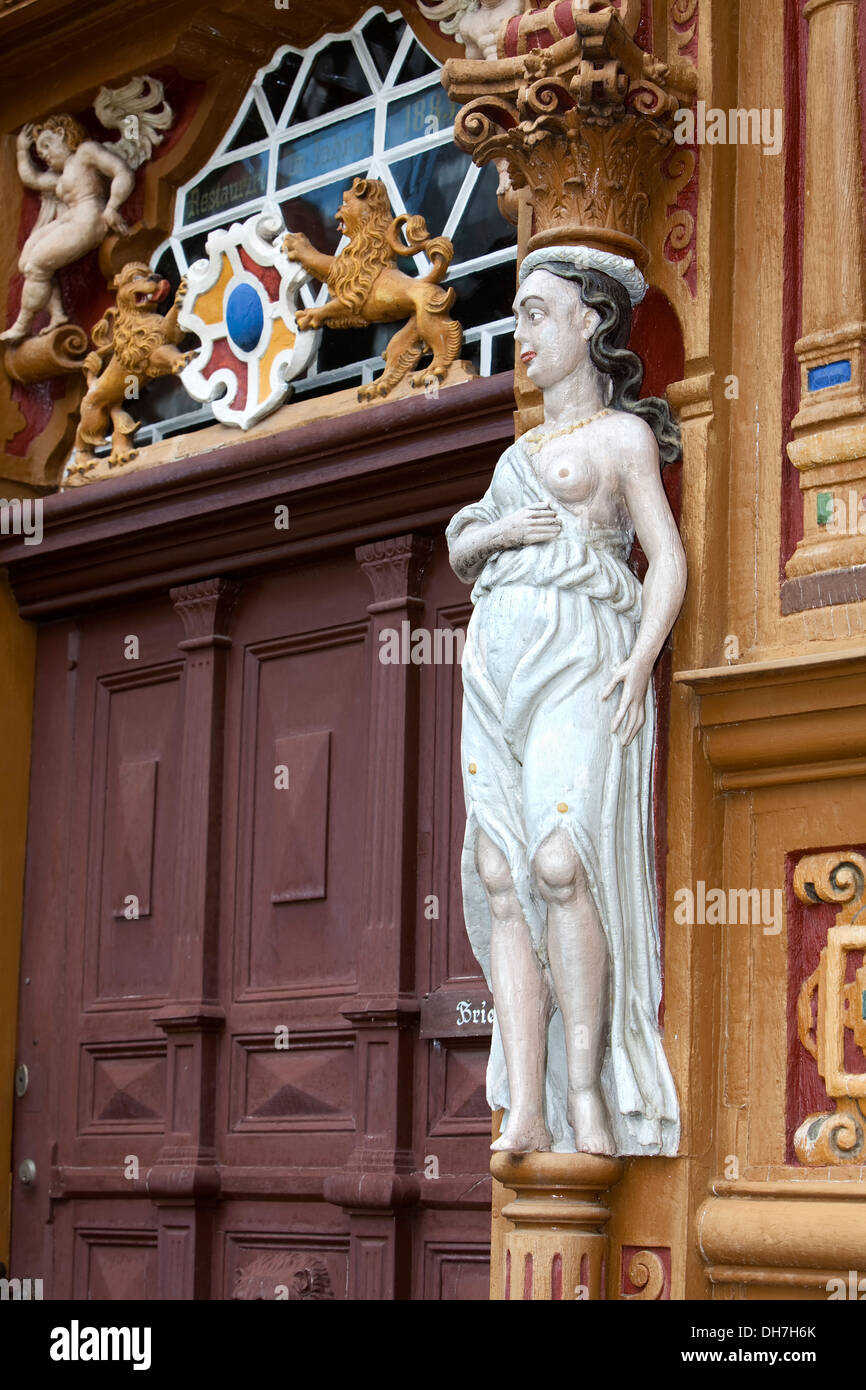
[170,578,240,647]
[355,534,433,611]
[442,4,689,266]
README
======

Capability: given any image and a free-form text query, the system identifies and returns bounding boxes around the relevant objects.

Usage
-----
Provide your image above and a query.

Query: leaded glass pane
[390,143,470,238]
[362,11,403,81]
[227,103,268,151]
[450,162,517,263]
[451,260,517,330]
[262,51,303,122]
[385,86,460,149]
[276,109,375,189]
[397,40,439,82]
[184,153,268,224]
[147,9,519,444]
[280,180,348,254]
[294,42,371,122]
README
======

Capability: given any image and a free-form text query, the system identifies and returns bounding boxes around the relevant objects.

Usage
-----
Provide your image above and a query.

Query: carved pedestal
[491,1152,622,1300]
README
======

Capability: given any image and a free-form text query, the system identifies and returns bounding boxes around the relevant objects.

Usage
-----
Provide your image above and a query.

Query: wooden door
[9,530,492,1300]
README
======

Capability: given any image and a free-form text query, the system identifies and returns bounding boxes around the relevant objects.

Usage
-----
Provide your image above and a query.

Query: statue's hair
[32,113,88,154]
[551,267,682,467]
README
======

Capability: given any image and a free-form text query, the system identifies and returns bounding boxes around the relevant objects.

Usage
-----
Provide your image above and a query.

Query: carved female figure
[447,246,685,1156]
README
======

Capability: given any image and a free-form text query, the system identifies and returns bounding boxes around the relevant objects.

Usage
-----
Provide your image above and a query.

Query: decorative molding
[356,533,433,609]
[674,648,866,790]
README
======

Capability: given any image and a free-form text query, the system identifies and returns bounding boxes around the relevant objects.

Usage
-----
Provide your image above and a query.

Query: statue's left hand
[601,653,652,747]
[104,206,130,237]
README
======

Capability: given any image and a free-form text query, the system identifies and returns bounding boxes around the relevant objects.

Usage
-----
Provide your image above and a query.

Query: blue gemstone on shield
[226,283,264,353]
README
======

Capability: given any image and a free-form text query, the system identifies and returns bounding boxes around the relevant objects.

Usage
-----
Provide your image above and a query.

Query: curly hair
[32,113,88,155]
[544,266,682,468]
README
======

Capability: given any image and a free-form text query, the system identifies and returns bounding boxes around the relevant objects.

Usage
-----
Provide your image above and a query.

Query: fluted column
[491,1153,622,1300]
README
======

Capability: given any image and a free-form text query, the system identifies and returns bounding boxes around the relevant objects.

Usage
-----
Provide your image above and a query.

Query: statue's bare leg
[476,829,552,1153]
[534,829,615,1155]
[0,270,56,342]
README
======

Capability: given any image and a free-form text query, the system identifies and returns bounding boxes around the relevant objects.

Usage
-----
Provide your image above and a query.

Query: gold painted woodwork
[786,0,866,583]
[67,264,194,478]
[283,177,465,401]
[791,851,866,1164]
[490,1151,622,1300]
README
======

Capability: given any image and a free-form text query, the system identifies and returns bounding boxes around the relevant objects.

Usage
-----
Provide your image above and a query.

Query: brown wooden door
[9,528,493,1300]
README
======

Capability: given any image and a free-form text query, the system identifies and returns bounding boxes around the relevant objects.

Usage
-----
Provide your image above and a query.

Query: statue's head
[32,114,87,170]
[515,246,681,466]
[513,268,606,393]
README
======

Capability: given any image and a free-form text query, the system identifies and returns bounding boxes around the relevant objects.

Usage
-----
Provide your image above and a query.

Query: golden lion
[69,262,194,476]
[283,177,462,401]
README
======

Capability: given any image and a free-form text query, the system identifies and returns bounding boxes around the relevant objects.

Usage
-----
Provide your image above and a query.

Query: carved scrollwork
[670,0,698,54]
[794,852,866,923]
[621,1248,669,1300]
[793,850,866,1165]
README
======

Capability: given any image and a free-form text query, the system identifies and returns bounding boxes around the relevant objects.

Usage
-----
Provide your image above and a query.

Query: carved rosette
[443,5,688,266]
[793,851,866,1165]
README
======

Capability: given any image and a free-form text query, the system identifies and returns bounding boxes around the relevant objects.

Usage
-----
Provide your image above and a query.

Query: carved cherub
[283,177,462,400]
[1,77,173,344]
[68,263,194,476]
[418,0,524,60]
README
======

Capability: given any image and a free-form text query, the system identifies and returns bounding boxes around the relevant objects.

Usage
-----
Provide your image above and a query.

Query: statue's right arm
[448,505,562,583]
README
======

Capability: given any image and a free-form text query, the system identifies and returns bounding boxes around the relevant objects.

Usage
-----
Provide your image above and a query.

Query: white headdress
[519,245,647,307]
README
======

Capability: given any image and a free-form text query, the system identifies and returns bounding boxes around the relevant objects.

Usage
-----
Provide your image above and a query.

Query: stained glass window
[143,8,517,441]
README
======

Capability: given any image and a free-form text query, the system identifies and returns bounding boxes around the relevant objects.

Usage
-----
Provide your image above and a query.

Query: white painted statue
[1,78,172,344]
[417,0,524,60]
[447,245,686,1156]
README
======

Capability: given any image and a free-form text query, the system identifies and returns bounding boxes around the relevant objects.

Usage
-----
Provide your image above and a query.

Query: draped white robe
[446,440,680,1156]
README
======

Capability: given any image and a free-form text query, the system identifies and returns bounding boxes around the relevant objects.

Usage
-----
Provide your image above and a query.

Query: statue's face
[35,128,70,171]
[513,269,598,391]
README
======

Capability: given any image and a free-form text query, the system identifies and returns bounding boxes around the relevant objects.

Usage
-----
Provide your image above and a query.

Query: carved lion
[69,262,194,476]
[283,177,463,401]
[231,1251,335,1300]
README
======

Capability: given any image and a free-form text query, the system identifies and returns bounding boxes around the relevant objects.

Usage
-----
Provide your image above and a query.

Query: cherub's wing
[416,0,477,39]
[93,75,173,171]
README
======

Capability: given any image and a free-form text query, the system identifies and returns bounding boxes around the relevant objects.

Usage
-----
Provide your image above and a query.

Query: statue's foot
[491,1116,552,1154]
[40,315,69,335]
[568,1087,615,1156]
[0,323,28,344]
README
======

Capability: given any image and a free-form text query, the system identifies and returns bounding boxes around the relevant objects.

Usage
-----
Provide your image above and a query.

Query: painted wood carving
[447,246,685,1156]
[68,264,195,478]
[2,78,172,349]
[178,212,320,430]
[282,177,464,400]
